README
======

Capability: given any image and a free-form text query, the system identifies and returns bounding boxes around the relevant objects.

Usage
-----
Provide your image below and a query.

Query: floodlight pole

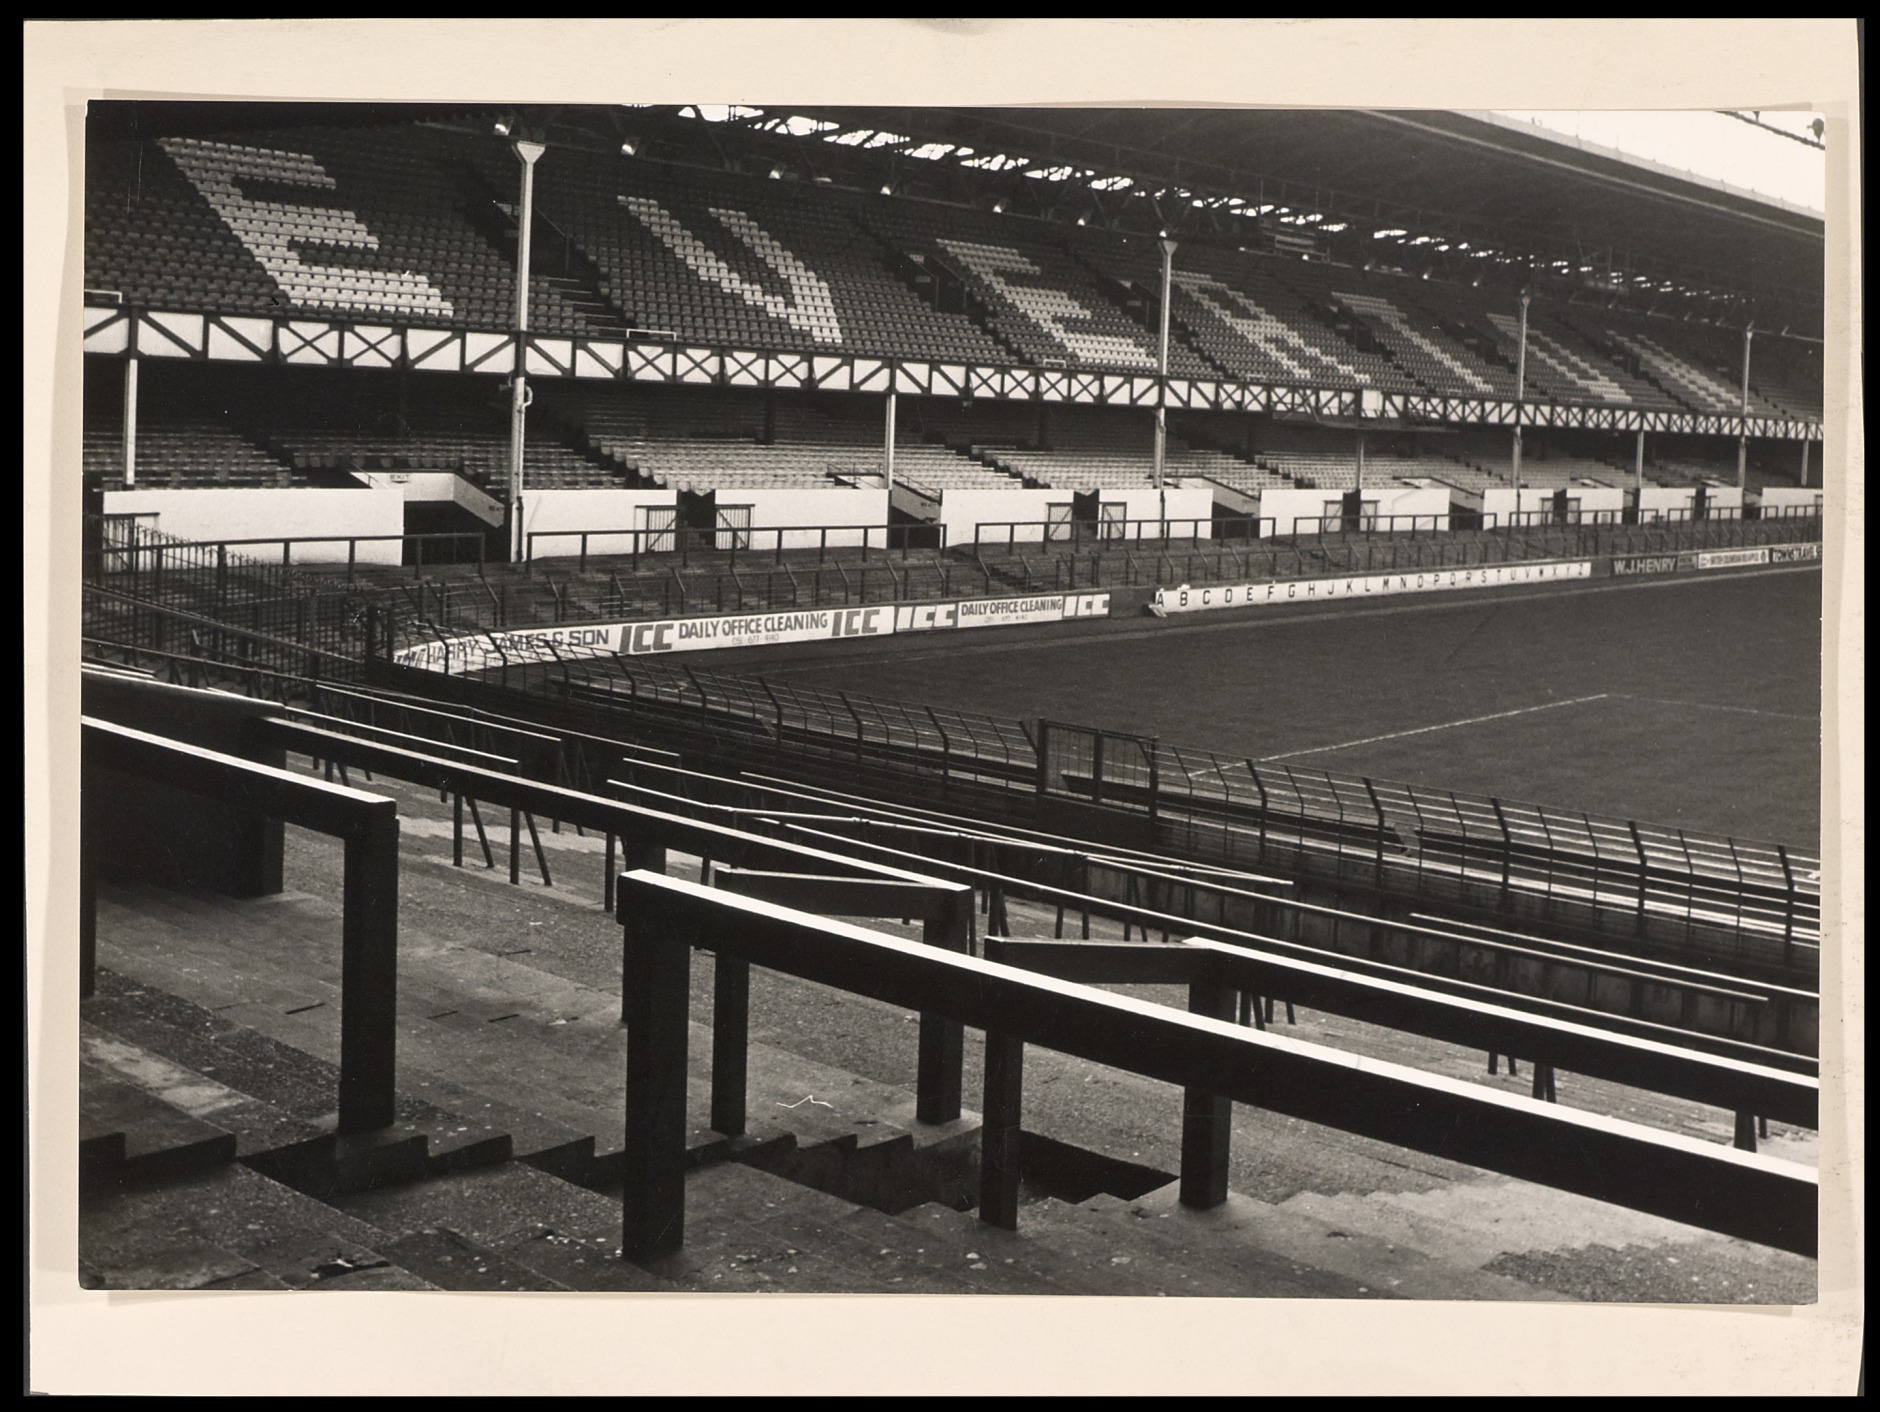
[883,391,896,494]
[1153,238,1176,493]
[1736,323,1754,491]
[508,139,547,565]
[122,356,138,489]
[1511,289,1530,527]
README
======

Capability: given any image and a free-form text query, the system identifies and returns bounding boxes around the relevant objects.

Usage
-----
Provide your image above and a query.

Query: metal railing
[90,518,487,582]
[419,644,1819,969]
[966,515,1255,554]
[524,520,946,573]
[618,871,1817,1257]
[1286,512,1460,536]
[91,510,1825,671]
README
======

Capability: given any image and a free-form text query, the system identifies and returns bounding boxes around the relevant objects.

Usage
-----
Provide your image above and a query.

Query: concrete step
[648,1160,916,1294]
[321,1161,680,1292]
[79,1061,238,1193]
[1009,1194,1300,1297]
[847,1201,1082,1296]
[1091,1184,1563,1301]
[79,1160,442,1291]
[641,1159,1059,1295]
[894,1199,1157,1296]
[81,1021,327,1158]
[373,1227,574,1292]
[83,998,514,1188]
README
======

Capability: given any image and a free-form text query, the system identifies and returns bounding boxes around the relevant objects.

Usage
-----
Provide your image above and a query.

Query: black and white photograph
[27,18,1862,1399]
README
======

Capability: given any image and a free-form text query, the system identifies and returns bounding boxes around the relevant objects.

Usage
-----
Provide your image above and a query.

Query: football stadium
[67,92,1839,1322]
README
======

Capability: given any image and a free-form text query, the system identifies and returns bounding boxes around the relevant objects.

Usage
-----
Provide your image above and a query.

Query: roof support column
[1153,238,1177,492]
[1737,324,1754,492]
[121,355,138,489]
[883,390,897,494]
[1511,289,1530,526]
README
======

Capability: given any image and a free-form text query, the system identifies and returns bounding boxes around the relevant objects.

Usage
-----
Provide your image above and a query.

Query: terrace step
[1087,1182,1565,1301]
[894,1195,1214,1296]
[637,1160,1054,1294]
[371,1227,574,1292]
[79,1160,443,1291]
[79,1060,239,1194]
[95,879,982,1219]
[999,1193,1321,1297]
[320,1161,680,1292]
[82,987,515,1184]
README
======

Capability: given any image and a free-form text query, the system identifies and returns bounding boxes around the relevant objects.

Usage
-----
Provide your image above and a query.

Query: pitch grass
[756,570,1825,849]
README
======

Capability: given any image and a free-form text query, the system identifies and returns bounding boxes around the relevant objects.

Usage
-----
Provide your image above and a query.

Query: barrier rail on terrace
[602,767,1821,1057]
[618,872,1817,1258]
[435,648,1821,967]
[84,575,376,680]
[92,516,488,580]
[525,521,946,573]
[87,511,1825,668]
[967,515,1257,551]
[1285,512,1457,536]
[82,717,401,1131]
[86,655,1820,1065]
[85,517,409,666]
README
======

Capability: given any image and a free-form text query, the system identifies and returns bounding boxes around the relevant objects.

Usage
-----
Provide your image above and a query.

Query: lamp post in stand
[507,137,546,565]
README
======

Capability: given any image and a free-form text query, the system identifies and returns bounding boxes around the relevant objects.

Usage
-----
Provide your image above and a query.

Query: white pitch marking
[1261,693,1612,762]
[1608,693,1819,723]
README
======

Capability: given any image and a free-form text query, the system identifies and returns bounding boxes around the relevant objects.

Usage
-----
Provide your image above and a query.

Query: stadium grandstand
[73,98,1831,1307]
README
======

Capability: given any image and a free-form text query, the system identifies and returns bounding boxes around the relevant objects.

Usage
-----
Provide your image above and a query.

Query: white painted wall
[519,487,680,560]
[1368,483,1453,529]
[102,483,407,563]
[355,470,458,502]
[1701,484,1745,520]
[1198,477,1260,516]
[1634,485,1698,523]
[1261,483,1449,534]
[722,486,889,549]
[1258,486,1345,536]
[1482,483,1626,524]
[355,470,506,527]
[1095,484,1218,540]
[1756,486,1825,515]
[939,487,1075,546]
[1566,485,1627,521]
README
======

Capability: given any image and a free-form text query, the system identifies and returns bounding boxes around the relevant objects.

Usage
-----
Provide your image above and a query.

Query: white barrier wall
[1098,483,1218,540]
[1259,484,1449,534]
[102,483,407,563]
[355,470,505,527]
[1570,485,1627,521]
[520,487,680,560]
[1702,484,1745,519]
[942,487,1076,546]
[1634,485,1698,523]
[1371,483,1453,529]
[1757,486,1825,515]
[726,486,889,549]
[1258,487,1342,536]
